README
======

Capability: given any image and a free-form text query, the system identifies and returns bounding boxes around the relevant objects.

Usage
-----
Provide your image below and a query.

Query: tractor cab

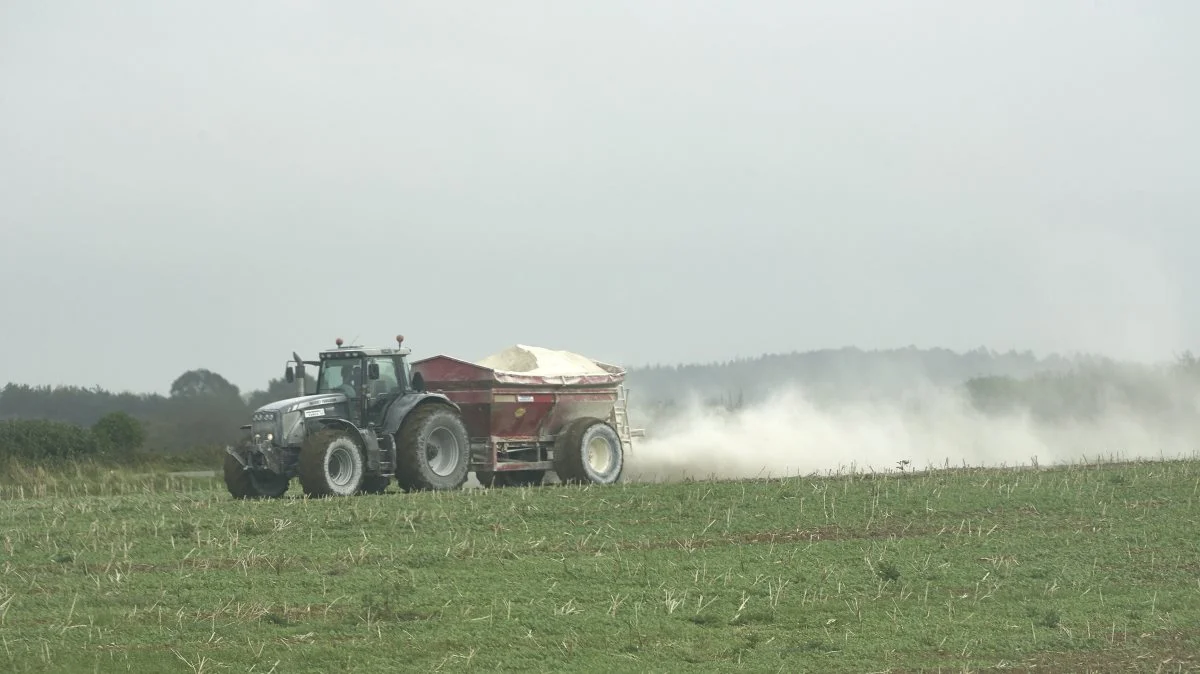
[287,335,414,428]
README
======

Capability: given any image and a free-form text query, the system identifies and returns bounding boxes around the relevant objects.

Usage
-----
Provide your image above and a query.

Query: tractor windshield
[316,357,363,396]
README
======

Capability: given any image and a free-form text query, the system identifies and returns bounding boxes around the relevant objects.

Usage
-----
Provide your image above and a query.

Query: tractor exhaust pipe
[292,351,306,397]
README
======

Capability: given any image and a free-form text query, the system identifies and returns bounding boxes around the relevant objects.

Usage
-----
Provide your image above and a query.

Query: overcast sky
[2,1,1197,394]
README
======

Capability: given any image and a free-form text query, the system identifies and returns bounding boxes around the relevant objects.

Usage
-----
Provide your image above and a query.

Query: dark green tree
[170,369,242,400]
[91,411,147,456]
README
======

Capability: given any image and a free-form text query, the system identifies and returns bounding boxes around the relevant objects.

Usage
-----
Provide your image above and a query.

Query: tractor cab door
[326,360,366,427]
[364,356,403,427]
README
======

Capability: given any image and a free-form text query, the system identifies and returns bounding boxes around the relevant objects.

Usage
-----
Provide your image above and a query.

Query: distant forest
[3,346,1200,460]
[627,346,1200,423]
[626,346,1072,405]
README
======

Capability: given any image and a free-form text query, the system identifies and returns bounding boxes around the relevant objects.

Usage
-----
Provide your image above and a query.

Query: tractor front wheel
[298,429,365,497]
[223,452,289,499]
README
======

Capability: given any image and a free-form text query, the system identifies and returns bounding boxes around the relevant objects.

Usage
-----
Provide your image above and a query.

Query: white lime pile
[476,344,608,376]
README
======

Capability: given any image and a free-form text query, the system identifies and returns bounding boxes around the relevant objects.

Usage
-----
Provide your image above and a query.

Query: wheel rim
[586,436,614,475]
[326,444,357,487]
[426,427,462,477]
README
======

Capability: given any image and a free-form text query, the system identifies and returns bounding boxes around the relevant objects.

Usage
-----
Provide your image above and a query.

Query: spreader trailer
[409,352,645,488]
[223,337,643,499]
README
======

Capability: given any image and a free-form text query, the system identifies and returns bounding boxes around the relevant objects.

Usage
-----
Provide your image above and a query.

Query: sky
[1,1,1198,395]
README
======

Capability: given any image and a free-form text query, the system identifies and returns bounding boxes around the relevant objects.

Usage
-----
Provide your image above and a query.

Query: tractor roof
[318,336,412,360]
[318,345,412,359]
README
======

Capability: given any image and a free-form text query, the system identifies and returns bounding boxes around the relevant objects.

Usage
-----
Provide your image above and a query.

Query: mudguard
[308,416,359,435]
[305,416,385,472]
[382,392,460,437]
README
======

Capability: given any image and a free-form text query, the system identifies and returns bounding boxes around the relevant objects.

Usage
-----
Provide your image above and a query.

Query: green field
[2,460,1200,673]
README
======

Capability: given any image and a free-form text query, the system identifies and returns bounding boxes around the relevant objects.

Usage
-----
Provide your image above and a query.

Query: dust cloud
[622,385,1200,483]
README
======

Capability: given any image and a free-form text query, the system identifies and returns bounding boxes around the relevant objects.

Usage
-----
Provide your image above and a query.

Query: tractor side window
[369,357,400,395]
[399,357,412,389]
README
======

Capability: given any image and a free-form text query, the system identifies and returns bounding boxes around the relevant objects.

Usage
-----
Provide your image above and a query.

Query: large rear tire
[298,429,365,497]
[395,404,470,491]
[223,452,289,499]
[553,417,624,485]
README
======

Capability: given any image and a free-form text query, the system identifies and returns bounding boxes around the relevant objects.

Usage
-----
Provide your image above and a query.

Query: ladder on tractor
[612,386,646,450]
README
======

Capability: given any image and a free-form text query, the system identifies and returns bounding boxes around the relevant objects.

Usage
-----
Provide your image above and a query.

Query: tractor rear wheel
[395,404,470,491]
[553,417,624,485]
[223,452,289,499]
[297,429,365,497]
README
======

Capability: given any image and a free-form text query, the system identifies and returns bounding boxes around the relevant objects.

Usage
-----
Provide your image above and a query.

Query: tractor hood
[254,393,347,415]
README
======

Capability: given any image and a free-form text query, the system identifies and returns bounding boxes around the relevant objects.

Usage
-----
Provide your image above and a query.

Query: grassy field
[2,460,1200,673]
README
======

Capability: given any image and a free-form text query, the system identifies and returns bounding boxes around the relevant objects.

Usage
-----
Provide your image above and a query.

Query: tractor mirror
[367,362,380,380]
[285,365,296,383]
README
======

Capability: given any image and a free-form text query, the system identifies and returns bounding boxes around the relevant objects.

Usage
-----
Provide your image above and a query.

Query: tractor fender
[382,392,461,437]
[305,417,365,447]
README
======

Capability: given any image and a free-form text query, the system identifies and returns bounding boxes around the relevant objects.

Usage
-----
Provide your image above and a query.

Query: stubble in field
[3,459,1200,672]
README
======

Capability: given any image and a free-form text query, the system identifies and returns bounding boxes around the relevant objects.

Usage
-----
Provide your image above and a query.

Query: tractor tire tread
[297,428,365,498]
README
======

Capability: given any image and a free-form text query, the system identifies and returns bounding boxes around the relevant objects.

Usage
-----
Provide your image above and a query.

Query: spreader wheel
[553,417,624,485]
[394,404,470,492]
[297,428,365,497]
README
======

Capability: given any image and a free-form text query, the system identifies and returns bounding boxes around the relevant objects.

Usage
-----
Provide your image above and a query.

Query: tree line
[0,368,315,466]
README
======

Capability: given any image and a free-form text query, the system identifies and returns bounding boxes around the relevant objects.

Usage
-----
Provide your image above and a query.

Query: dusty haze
[623,380,1200,481]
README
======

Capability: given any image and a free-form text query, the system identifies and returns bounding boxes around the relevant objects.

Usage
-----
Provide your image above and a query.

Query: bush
[0,418,98,462]
[91,411,147,457]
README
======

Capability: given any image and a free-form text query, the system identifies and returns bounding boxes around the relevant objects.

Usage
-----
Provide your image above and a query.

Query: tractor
[223,335,468,498]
